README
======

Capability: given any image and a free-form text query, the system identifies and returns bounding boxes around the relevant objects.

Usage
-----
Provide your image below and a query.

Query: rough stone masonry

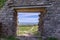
[0,0,60,39]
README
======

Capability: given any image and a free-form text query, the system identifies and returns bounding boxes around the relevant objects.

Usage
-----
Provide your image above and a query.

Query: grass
[0,0,6,9]
[17,25,39,36]
[19,26,32,31]
[0,36,19,40]
[47,37,58,40]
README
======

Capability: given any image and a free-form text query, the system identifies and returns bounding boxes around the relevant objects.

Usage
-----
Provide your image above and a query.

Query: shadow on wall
[0,22,2,37]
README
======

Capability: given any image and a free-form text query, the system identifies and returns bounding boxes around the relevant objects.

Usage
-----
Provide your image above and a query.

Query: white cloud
[18,18,39,23]
[18,12,41,17]
[17,12,40,23]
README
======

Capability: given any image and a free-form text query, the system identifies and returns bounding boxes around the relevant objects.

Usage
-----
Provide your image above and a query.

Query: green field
[17,25,39,36]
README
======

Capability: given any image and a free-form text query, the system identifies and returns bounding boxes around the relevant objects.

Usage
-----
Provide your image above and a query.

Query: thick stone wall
[0,1,16,36]
[43,0,60,39]
[0,0,47,37]
[0,0,60,39]
[12,0,46,6]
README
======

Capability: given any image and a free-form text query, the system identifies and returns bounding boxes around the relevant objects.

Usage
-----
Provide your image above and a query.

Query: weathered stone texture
[13,0,46,5]
[0,0,48,37]
[43,0,60,39]
[0,0,60,40]
[0,2,16,36]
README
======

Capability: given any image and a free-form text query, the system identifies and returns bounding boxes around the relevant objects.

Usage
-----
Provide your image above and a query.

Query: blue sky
[17,12,40,24]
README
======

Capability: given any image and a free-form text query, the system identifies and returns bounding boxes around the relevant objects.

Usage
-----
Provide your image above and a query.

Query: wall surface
[0,0,16,36]
[0,0,47,37]
[44,0,60,39]
[0,0,60,39]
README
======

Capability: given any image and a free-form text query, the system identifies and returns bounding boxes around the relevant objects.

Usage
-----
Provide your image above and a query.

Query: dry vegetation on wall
[0,0,6,9]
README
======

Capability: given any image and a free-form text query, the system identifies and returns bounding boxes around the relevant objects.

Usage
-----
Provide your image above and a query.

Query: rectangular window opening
[17,12,41,37]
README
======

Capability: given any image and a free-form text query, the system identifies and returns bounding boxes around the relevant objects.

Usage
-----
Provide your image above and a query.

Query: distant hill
[18,22,38,25]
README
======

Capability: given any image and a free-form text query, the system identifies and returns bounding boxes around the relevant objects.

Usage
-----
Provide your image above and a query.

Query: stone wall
[0,1,16,36]
[13,0,46,6]
[43,0,60,39]
[0,0,47,37]
[0,0,60,39]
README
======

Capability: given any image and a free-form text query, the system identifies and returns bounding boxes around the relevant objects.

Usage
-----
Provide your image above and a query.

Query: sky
[17,12,40,24]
